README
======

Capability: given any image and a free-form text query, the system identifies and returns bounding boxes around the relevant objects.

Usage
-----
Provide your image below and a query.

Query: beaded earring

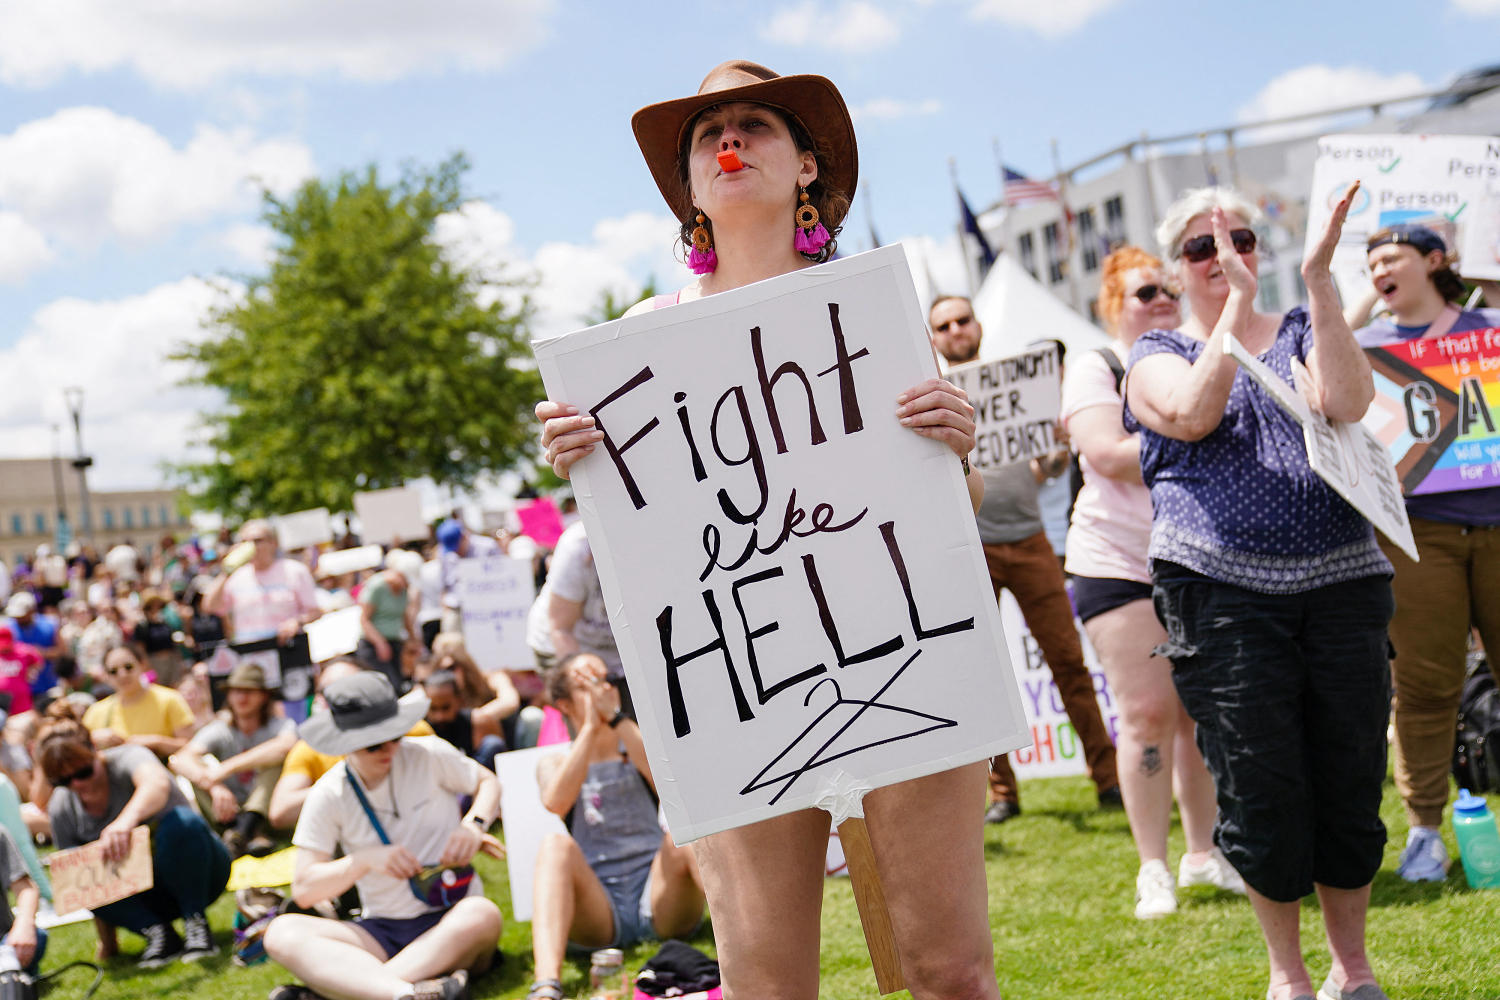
[794,187,830,255]
[688,212,717,274]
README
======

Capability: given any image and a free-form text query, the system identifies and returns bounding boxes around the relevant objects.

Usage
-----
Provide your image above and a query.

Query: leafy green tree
[173,155,541,518]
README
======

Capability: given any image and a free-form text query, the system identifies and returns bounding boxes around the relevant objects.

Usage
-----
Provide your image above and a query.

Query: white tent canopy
[970,254,1109,363]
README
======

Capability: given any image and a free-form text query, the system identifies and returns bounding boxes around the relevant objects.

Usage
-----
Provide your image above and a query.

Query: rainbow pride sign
[1363,327,1500,495]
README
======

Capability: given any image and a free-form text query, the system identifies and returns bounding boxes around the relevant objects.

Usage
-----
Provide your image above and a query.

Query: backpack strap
[1096,347,1126,393]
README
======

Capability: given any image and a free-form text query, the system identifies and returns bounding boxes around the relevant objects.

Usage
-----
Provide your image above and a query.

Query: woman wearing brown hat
[537,62,993,1000]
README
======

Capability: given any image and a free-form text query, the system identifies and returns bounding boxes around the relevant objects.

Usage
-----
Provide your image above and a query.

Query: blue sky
[3,0,1498,490]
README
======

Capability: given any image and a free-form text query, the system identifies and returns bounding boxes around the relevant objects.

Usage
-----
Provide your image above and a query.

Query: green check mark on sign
[1378,157,1401,173]
[1448,203,1466,222]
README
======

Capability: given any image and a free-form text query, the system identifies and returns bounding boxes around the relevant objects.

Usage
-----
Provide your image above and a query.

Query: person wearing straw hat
[262,672,502,1000]
[537,61,994,1000]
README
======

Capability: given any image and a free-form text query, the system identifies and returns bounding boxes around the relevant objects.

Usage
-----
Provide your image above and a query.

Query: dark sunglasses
[1181,228,1257,263]
[933,315,974,333]
[358,737,402,754]
[1131,284,1179,305]
[51,762,95,787]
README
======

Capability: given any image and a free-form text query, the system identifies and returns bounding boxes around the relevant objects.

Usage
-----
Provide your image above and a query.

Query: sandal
[526,980,566,1000]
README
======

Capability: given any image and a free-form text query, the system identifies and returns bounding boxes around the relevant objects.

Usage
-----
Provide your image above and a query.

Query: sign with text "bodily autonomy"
[945,344,1062,469]
[534,246,1029,842]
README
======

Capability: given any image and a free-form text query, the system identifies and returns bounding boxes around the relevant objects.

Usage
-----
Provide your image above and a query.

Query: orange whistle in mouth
[717,149,744,172]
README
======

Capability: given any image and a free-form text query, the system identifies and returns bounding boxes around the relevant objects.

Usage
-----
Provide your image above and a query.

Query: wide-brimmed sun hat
[631,59,858,226]
[299,671,429,756]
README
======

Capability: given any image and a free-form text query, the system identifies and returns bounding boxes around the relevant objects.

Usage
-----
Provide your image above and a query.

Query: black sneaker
[181,912,217,962]
[984,799,1021,824]
[1097,785,1125,810]
[407,969,469,1000]
[138,922,184,969]
[269,986,323,1000]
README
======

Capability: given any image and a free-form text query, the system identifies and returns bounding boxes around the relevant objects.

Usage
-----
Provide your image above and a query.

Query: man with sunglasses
[928,297,1121,824]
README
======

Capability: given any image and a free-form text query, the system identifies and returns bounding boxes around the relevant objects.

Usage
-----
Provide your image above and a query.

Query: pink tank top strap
[650,290,683,310]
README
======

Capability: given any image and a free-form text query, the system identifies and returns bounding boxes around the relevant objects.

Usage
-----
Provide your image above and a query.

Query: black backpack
[1453,651,1500,794]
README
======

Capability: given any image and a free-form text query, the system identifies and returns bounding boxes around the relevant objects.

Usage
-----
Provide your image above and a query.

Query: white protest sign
[314,544,384,578]
[1224,334,1418,561]
[274,508,334,552]
[306,605,362,663]
[495,744,570,922]
[1305,134,1500,296]
[47,826,153,914]
[998,592,1117,779]
[457,555,536,670]
[534,245,1029,843]
[353,486,426,547]
[946,344,1063,469]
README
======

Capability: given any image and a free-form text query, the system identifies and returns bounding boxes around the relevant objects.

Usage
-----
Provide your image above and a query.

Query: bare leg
[690,808,830,1000]
[1245,887,1313,1000]
[1172,702,1218,858]
[1087,601,1179,865]
[263,913,409,1000]
[649,834,707,939]
[385,897,502,982]
[1316,882,1376,993]
[864,762,998,1000]
[530,832,618,983]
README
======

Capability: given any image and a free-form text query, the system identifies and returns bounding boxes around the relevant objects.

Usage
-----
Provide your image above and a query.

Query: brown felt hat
[631,60,858,226]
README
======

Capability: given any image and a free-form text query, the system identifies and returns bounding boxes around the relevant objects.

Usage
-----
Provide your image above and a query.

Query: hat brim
[631,73,858,227]
[298,687,430,757]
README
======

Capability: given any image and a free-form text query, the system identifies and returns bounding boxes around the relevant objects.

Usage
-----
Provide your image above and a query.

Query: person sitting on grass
[38,711,228,967]
[81,646,198,759]
[262,672,503,1000]
[420,668,519,774]
[170,662,296,858]
[525,653,706,1000]
[0,825,44,976]
[268,659,434,833]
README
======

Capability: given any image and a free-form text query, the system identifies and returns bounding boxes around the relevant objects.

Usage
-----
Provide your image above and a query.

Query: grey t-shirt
[188,716,295,804]
[0,826,27,936]
[48,745,190,849]
[974,458,1044,545]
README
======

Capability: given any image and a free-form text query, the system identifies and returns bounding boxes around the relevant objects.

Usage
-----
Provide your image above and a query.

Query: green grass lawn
[33,776,1500,999]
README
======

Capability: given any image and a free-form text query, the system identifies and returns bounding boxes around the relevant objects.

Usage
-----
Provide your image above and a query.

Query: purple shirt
[1124,308,1391,594]
[1356,307,1500,526]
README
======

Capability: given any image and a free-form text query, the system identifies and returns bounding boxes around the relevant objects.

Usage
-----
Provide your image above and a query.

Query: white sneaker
[1179,847,1247,895]
[1396,826,1448,883]
[1134,859,1177,919]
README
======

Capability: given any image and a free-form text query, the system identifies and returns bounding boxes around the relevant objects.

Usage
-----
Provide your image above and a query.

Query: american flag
[1003,166,1059,205]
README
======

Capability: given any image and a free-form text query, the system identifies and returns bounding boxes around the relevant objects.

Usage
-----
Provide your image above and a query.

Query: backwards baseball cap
[1367,223,1447,257]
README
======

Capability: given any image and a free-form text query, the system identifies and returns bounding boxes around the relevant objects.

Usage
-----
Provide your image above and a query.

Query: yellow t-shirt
[281,719,435,784]
[82,684,195,738]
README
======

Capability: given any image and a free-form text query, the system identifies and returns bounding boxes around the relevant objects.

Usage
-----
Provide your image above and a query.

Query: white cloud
[0,212,53,284]
[0,277,236,490]
[762,1,901,53]
[217,223,279,268]
[1451,0,1500,13]
[1236,65,1427,141]
[850,98,942,122]
[0,107,313,249]
[968,0,1121,37]
[0,0,554,89]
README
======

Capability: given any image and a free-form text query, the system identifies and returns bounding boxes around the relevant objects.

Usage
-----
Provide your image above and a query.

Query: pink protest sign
[516,497,565,549]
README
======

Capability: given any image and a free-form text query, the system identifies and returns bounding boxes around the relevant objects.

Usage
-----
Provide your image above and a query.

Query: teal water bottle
[1452,790,1500,890]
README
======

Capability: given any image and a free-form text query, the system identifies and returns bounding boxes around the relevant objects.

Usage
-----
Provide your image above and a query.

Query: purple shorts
[354,910,447,958]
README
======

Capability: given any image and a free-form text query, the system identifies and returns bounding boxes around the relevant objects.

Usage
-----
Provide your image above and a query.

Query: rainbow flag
[1363,328,1500,495]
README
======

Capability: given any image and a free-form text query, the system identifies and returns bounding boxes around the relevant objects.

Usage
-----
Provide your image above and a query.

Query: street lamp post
[62,387,93,540]
[50,424,71,549]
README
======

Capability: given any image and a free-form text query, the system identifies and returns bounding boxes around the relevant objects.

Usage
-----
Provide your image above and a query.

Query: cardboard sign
[515,497,566,550]
[1363,329,1500,495]
[305,605,362,664]
[533,246,1029,843]
[457,555,536,670]
[495,744,570,922]
[998,591,1117,779]
[352,487,426,547]
[1305,134,1500,295]
[945,344,1063,469]
[1224,334,1418,561]
[274,508,334,552]
[48,826,153,914]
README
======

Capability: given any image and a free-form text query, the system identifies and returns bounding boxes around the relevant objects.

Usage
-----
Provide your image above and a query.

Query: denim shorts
[1152,567,1393,902]
[567,862,657,954]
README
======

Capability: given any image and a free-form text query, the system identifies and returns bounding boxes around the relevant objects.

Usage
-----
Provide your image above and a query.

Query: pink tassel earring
[794,188,830,255]
[689,212,717,274]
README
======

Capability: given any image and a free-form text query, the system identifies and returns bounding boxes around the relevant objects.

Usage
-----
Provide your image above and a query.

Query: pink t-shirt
[0,645,40,714]
[222,560,318,642]
[1060,344,1152,584]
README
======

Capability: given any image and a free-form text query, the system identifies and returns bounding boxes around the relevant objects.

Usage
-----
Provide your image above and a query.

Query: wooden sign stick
[837,816,905,995]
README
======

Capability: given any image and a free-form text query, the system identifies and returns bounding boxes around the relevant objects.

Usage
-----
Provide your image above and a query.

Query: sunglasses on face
[933,315,974,333]
[358,737,402,754]
[1181,228,1257,263]
[1130,284,1179,305]
[51,762,95,788]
